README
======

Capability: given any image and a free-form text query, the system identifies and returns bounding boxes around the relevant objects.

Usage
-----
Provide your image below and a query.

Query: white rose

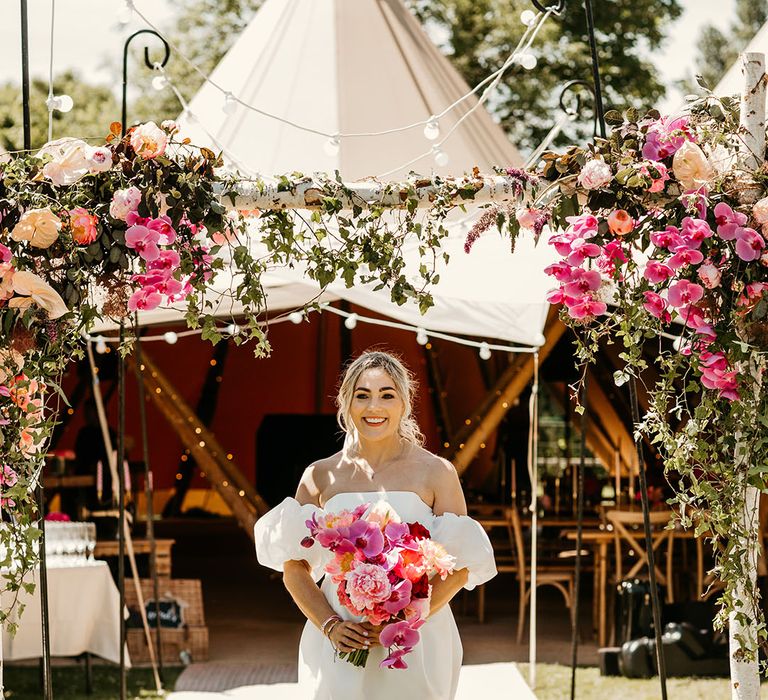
[752,197,768,225]
[672,141,713,192]
[578,159,613,190]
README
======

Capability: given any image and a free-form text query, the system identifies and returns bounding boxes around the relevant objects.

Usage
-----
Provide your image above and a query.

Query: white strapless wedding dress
[254,491,497,700]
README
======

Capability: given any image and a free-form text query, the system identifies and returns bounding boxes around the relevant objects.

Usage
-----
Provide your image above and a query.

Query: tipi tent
[714,21,768,100]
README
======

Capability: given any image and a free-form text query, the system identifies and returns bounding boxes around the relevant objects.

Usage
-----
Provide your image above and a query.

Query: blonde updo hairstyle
[336,351,425,447]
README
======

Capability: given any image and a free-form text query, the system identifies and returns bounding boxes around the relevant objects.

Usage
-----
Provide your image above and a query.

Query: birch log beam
[730,51,766,700]
[219,174,521,211]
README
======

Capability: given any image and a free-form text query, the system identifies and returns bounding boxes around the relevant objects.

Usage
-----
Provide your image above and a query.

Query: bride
[255,350,497,699]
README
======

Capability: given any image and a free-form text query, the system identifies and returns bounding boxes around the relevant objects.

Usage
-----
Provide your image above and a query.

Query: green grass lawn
[521,664,763,700]
[2,666,182,700]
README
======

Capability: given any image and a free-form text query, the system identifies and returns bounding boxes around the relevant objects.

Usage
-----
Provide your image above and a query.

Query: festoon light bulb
[416,328,429,346]
[479,342,492,361]
[164,331,178,345]
[95,337,107,355]
[344,314,358,330]
[520,9,537,27]
[324,135,340,157]
[47,95,74,113]
[223,92,238,115]
[423,117,440,141]
[432,145,449,167]
[517,53,537,70]
[288,312,304,325]
[226,323,240,335]
[151,75,169,91]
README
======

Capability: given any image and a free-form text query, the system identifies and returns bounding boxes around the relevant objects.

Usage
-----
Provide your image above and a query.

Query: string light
[432,146,449,167]
[479,342,492,361]
[95,336,107,354]
[222,92,238,115]
[423,118,440,141]
[516,53,538,71]
[151,74,169,91]
[323,135,341,157]
[288,312,304,325]
[416,328,428,346]
[118,0,134,25]
[226,323,240,335]
[344,313,358,330]
[164,331,178,344]
[520,9,537,27]
[46,94,73,113]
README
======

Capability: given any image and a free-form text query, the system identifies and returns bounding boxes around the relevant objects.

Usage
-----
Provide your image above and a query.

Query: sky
[0,0,741,124]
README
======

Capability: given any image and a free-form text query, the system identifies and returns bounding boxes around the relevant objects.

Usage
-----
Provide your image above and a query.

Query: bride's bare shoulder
[295,451,345,505]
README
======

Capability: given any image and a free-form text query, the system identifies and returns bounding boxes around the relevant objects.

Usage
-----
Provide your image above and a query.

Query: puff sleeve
[254,497,331,582]
[431,512,497,590]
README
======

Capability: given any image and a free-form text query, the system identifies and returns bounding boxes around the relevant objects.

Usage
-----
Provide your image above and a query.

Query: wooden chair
[606,509,675,602]
[477,506,574,643]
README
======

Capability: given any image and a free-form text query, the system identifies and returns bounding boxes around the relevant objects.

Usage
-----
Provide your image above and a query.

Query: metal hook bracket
[531,1,566,15]
[121,29,171,136]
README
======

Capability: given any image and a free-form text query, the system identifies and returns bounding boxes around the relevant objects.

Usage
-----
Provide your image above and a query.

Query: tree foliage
[694,0,767,91]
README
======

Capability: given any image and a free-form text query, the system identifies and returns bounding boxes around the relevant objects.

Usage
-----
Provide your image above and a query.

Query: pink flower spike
[650,227,682,250]
[127,286,163,311]
[125,224,161,261]
[643,261,674,284]
[667,280,704,308]
[714,202,747,240]
[734,227,765,262]
[380,619,423,649]
[148,250,181,272]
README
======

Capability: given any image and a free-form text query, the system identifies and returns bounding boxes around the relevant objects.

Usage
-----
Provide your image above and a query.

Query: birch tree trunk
[730,51,766,700]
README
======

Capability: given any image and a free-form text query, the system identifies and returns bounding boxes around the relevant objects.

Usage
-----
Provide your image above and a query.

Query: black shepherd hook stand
[19,1,53,697]
[558,80,598,138]
[121,29,171,137]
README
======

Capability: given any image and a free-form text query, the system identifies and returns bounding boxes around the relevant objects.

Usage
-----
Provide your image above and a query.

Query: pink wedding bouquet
[302,501,455,669]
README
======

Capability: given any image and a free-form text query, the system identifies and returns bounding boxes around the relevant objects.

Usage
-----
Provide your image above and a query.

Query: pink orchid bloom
[563,268,602,296]
[167,280,193,303]
[125,211,149,227]
[544,261,576,283]
[549,232,578,257]
[380,619,423,650]
[644,261,674,284]
[565,214,599,235]
[0,244,11,263]
[668,246,704,270]
[650,227,683,250]
[667,280,704,308]
[566,238,602,266]
[680,217,713,248]
[714,202,747,240]
[383,579,414,615]
[602,239,628,263]
[567,295,607,319]
[642,291,669,320]
[127,286,163,311]
[125,225,161,262]
[147,216,177,245]
[546,287,569,305]
[380,647,412,670]
[148,250,181,272]
[642,115,691,161]
[734,227,765,262]
[676,304,716,341]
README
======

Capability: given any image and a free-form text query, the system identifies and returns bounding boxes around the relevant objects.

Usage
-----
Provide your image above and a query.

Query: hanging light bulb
[118,0,134,25]
[432,145,449,167]
[95,337,107,355]
[46,94,74,113]
[288,312,304,325]
[416,328,429,346]
[672,336,684,352]
[344,313,358,330]
[222,92,238,115]
[518,53,537,71]
[152,74,169,91]
[423,117,440,141]
[533,333,546,347]
[324,134,341,157]
[164,331,178,345]
[226,323,240,336]
[520,9,537,27]
[479,342,491,361]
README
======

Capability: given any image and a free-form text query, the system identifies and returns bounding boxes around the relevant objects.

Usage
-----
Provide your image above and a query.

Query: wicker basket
[127,626,209,666]
[125,578,208,666]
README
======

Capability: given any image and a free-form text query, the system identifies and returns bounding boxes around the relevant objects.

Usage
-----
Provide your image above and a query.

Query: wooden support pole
[444,310,567,474]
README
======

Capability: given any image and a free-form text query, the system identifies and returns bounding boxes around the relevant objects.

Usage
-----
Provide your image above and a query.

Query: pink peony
[418,539,456,580]
[130,121,168,159]
[667,280,704,308]
[69,207,99,245]
[578,159,612,190]
[345,562,392,610]
[697,261,721,289]
[110,187,142,221]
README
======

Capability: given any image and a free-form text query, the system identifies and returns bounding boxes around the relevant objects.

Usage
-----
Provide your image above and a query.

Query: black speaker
[256,414,344,507]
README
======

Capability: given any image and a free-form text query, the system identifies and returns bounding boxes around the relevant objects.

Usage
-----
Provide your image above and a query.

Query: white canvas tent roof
[108,0,557,346]
[714,22,768,100]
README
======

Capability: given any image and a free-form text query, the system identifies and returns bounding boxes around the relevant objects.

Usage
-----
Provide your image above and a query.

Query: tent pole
[117,325,127,700]
[527,352,540,688]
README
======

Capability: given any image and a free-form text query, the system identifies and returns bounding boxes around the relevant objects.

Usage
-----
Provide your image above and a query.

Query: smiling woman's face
[349,368,405,443]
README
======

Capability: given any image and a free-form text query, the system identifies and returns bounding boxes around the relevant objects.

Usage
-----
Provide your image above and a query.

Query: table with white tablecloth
[1,560,130,666]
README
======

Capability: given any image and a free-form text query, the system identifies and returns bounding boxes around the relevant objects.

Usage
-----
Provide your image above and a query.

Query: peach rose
[9,271,68,319]
[607,209,634,236]
[11,208,61,249]
[130,122,168,159]
[69,208,99,245]
[672,141,713,192]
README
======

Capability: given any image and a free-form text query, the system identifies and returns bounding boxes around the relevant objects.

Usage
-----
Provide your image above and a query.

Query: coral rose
[11,208,61,249]
[607,209,634,236]
[69,208,99,245]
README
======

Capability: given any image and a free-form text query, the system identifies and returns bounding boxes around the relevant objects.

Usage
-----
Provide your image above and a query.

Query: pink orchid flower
[544,261,576,283]
[546,287,569,305]
[642,115,691,161]
[650,226,683,250]
[642,291,669,320]
[380,619,423,650]
[148,250,181,272]
[125,224,161,261]
[147,216,177,245]
[714,202,747,240]
[0,244,11,263]
[567,295,607,319]
[680,217,713,248]
[565,214,599,235]
[734,227,765,262]
[566,238,602,266]
[563,268,602,296]
[668,246,704,270]
[667,280,704,307]
[643,261,674,284]
[127,286,163,311]
[383,579,414,615]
